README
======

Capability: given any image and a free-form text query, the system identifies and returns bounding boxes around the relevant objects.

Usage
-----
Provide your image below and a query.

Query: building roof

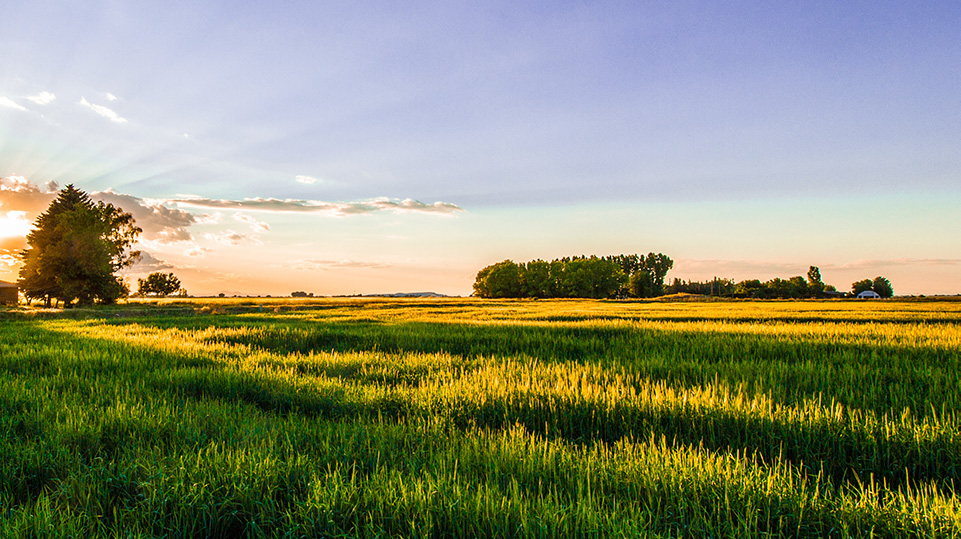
[0,280,17,288]
[857,290,881,298]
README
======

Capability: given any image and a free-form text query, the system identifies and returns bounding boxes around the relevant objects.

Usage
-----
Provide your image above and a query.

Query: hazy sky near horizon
[2,1,960,296]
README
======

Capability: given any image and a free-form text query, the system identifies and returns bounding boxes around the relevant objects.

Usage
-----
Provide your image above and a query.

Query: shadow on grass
[175,317,959,413]
[3,317,959,501]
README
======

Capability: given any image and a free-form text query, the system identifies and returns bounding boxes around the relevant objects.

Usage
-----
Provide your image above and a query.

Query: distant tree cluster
[666,277,737,296]
[472,253,673,299]
[137,272,182,297]
[666,266,894,299]
[852,276,894,298]
[19,185,141,307]
[290,291,314,297]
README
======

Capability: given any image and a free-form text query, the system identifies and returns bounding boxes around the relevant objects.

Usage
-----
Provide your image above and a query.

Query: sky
[1,1,960,296]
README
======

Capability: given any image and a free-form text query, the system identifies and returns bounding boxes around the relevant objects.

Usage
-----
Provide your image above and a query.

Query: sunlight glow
[0,211,31,239]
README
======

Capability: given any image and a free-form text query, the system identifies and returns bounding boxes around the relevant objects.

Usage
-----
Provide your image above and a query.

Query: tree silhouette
[19,185,140,306]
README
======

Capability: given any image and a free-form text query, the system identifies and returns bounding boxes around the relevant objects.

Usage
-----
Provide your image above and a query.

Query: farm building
[857,290,881,299]
[0,280,18,305]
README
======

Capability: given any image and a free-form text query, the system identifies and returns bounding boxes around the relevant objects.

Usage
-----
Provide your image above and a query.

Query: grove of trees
[472,253,673,299]
[18,185,141,307]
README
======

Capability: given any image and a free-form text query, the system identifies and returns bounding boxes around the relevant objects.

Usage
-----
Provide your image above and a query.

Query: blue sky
[1,1,960,295]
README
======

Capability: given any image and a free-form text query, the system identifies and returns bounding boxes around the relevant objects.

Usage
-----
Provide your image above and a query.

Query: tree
[807,266,825,297]
[137,272,182,296]
[872,276,893,298]
[851,279,874,296]
[19,185,140,306]
[735,279,764,298]
[629,253,673,298]
[642,252,674,297]
[629,270,654,298]
[559,256,625,299]
[521,260,552,298]
[787,276,809,298]
[473,260,523,298]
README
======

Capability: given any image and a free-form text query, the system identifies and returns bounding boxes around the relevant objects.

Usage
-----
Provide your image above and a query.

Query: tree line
[474,257,894,300]
[665,266,893,299]
[473,253,673,299]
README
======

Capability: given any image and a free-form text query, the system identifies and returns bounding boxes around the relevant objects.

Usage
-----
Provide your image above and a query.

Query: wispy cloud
[295,175,320,184]
[79,97,127,123]
[233,212,269,232]
[184,245,211,257]
[165,196,463,216]
[194,212,222,225]
[204,230,261,245]
[106,93,118,102]
[26,92,56,105]
[822,259,961,269]
[124,251,174,273]
[0,252,19,267]
[0,97,27,111]
[286,259,392,271]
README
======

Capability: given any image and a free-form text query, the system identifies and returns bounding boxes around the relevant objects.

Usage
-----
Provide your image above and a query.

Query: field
[1,297,960,537]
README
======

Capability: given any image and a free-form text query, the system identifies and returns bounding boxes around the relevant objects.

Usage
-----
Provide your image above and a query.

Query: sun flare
[0,210,31,239]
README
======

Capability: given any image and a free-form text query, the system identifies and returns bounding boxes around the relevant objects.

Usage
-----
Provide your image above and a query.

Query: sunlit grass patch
[1,298,960,536]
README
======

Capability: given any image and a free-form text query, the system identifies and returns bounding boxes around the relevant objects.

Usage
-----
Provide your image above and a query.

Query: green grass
[1,298,960,537]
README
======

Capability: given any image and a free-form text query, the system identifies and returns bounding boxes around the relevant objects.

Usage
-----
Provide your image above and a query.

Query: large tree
[19,185,141,306]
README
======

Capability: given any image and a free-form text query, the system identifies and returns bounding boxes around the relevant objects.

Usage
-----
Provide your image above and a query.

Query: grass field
[1,298,960,537]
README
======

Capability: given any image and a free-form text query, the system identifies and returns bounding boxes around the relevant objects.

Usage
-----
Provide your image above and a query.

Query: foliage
[666,277,736,296]
[137,272,182,297]
[852,279,874,296]
[472,259,524,298]
[807,265,825,297]
[18,185,141,306]
[728,266,847,299]
[852,277,893,297]
[473,253,672,299]
[872,276,894,298]
[1,298,960,536]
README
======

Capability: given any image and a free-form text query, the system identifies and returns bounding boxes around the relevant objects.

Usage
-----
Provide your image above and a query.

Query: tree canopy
[18,185,141,306]
[137,272,182,297]
[850,276,893,298]
[872,276,894,298]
